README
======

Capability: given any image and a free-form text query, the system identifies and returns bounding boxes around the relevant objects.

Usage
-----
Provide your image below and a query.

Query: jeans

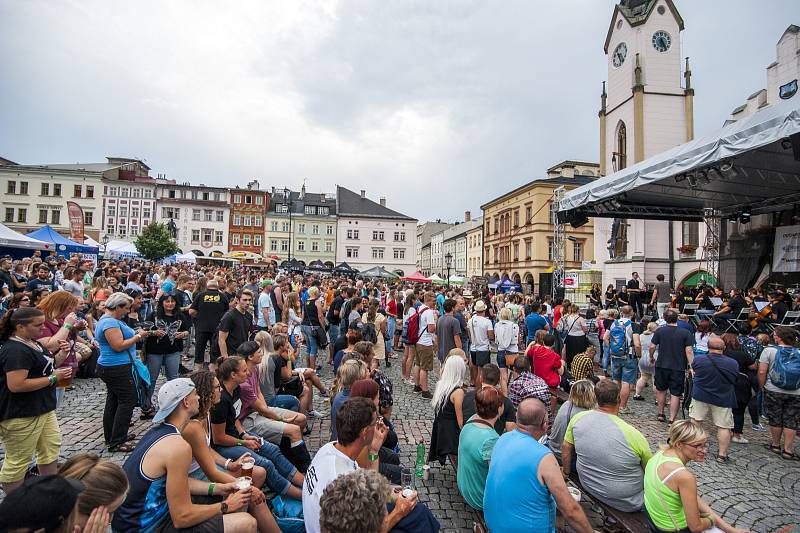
[301,325,319,356]
[214,442,297,496]
[143,352,181,411]
[386,317,396,354]
[268,395,301,412]
[96,364,137,447]
[327,324,340,347]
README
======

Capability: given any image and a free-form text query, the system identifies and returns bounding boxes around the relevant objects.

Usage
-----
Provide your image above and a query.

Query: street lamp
[284,188,293,261]
[102,234,110,246]
[445,252,453,289]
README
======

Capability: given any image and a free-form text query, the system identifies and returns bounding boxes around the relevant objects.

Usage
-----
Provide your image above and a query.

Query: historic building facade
[228,180,268,255]
[156,182,229,257]
[265,186,337,265]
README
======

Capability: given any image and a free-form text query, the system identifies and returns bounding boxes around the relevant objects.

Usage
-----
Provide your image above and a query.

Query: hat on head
[0,475,85,532]
[260,279,274,288]
[153,378,196,423]
[474,300,487,312]
[462,289,473,298]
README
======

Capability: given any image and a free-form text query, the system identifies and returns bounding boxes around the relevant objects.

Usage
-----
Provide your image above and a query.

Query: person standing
[257,280,275,332]
[525,303,549,344]
[436,299,462,364]
[650,310,694,424]
[467,300,494,387]
[189,279,229,370]
[413,291,437,400]
[650,274,673,320]
[604,305,641,414]
[758,326,800,460]
[689,336,738,463]
[627,272,643,319]
[218,290,255,361]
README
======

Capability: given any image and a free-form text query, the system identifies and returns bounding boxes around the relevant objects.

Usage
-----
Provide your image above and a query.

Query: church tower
[595,0,695,287]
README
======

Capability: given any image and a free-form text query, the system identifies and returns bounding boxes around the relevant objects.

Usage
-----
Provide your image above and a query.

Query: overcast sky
[1,1,797,221]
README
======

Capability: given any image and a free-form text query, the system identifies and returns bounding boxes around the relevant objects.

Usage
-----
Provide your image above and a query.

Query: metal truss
[552,187,566,299]
[702,207,721,285]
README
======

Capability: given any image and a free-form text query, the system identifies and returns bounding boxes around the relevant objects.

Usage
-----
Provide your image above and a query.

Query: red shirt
[553,305,563,328]
[386,300,398,318]
[527,344,562,387]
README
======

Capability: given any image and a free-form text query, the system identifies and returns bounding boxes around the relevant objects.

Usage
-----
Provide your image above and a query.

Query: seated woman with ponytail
[58,453,129,532]
[0,307,73,494]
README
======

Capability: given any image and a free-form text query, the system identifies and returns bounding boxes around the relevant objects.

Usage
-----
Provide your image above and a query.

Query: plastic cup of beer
[236,476,252,511]
[56,364,76,388]
[240,458,255,478]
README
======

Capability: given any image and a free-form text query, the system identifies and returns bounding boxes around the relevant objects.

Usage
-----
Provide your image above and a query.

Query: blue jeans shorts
[610,356,638,385]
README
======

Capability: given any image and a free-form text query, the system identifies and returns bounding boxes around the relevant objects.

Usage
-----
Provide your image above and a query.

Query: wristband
[368,452,379,462]
[208,482,216,497]
[48,374,57,386]
[238,431,246,439]
[63,323,73,331]
[237,439,244,446]
[224,459,232,470]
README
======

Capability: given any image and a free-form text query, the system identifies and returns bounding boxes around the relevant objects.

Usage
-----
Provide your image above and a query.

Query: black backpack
[361,322,378,344]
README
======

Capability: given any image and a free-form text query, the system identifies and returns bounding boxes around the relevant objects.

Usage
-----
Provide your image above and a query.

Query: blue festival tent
[27,225,99,256]
[497,278,521,293]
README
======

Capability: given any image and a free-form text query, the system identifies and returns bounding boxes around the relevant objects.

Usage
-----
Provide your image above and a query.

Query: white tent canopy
[176,252,198,263]
[558,98,800,221]
[83,236,101,248]
[104,239,141,258]
[0,223,49,250]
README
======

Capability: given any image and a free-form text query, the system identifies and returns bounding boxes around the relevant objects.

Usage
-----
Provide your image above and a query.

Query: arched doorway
[192,249,205,257]
[324,261,334,269]
[512,272,521,286]
[524,272,535,294]
[678,269,717,288]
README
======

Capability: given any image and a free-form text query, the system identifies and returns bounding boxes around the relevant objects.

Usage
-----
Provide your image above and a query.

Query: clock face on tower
[612,42,627,68]
[652,30,672,52]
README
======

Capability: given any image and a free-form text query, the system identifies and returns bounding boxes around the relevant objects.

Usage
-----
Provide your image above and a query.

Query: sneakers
[413,385,422,394]
[307,410,325,419]
[752,423,767,432]
[731,435,749,444]
[420,391,433,400]
[632,395,645,401]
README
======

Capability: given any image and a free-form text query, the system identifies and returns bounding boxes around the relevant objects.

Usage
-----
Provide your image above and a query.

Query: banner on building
[773,225,800,272]
[563,272,579,288]
[66,202,85,242]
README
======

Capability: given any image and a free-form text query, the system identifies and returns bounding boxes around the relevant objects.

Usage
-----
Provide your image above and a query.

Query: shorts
[610,356,638,385]
[241,409,293,444]
[470,350,491,368]
[0,411,61,483]
[496,350,517,369]
[414,344,435,371]
[764,389,800,431]
[154,513,224,533]
[654,367,686,397]
[689,399,734,428]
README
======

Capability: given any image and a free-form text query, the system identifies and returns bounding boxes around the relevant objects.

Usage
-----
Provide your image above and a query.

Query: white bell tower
[595,0,695,288]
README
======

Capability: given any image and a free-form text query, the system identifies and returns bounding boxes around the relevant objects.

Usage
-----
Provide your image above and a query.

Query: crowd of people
[0,253,795,532]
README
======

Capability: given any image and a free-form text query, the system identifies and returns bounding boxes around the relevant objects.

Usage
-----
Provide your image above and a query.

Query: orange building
[228,180,268,256]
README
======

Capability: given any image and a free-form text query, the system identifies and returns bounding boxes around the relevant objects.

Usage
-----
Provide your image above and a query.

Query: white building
[594,0,703,289]
[0,158,112,241]
[442,213,483,277]
[728,24,799,124]
[156,182,229,257]
[101,158,161,242]
[430,231,445,278]
[416,221,452,275]
[335,186,417,275]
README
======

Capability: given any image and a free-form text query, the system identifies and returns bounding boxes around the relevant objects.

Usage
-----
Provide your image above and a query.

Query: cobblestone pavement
[2,357,798,532]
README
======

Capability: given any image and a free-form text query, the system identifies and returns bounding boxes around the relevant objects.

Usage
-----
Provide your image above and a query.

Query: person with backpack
[758,326,800,460]
[410,291,437,399]
[603,305,641,415]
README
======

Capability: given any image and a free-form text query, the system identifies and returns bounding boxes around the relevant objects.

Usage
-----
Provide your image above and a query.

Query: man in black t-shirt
[218,290,254,360]
[461,364,516,435]
[0,256,14,297]
[712,288,747,330]
[650,309,694,423]
[24,265,55,295]
[189,279,230,369]
[326,291,344,362]
[626,272,643,318]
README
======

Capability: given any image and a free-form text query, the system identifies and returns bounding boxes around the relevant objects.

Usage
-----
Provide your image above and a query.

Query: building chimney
[300,184,306,199]
[360,190,366,199]
[379,197,386,207]
[465,210,471,222]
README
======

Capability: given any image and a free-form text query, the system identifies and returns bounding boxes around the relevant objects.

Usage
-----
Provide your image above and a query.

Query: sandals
[108,443,135,453]
[767,444,782,455]
[715,455,729,464]
[657,414,667,423]
[781,451,798,461]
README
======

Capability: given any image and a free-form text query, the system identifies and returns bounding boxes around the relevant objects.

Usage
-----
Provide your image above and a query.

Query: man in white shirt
[413,291,438,400]
[467,300,495,385]
[257,280,275,331]
[303,397,419,533]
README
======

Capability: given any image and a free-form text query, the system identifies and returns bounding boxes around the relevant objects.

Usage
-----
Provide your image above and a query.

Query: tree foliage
[134,222,178,261]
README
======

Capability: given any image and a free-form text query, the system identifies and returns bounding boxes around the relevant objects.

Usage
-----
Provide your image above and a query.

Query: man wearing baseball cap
[113,379,256,532]
[467,299,495,386]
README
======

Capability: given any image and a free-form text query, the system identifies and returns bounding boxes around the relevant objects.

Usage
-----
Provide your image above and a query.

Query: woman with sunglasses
[644,419,750,533]
[95,292,151,453]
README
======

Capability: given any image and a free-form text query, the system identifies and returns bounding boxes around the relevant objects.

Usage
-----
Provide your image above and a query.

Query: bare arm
[316,300,326,328]
[103,327,142,352]
[540,454,594,533]
[758,362,769,389]
[218,330,229,358]
[182,422,236,484]
[561,442,574,476]
[164,439,226,528]
[452,388,465,429]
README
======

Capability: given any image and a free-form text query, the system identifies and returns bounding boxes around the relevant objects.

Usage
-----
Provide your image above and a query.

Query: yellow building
[481,161,598,294]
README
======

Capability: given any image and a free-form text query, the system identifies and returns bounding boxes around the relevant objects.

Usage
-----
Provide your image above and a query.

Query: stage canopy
[27,225,99,255]
[557,98,800,222]
[360,266,399,279]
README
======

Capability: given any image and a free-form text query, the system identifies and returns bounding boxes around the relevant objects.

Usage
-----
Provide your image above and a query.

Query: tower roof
[604,0,685,53]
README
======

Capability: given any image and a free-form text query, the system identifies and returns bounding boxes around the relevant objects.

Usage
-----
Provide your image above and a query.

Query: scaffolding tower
[701,207,721,286]
[552,187,566,299]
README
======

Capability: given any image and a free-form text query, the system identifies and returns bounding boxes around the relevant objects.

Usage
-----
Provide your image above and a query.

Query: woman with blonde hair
[361,298,388,366]
[282,292,302,348]
[428,355,468,466]
[548,379,597,464]
[58,453,129,532]
[330,359,368,441]
[634,321,659,401]
[300,286,327,372]
[494,307,519,395]
[644,419,750,533]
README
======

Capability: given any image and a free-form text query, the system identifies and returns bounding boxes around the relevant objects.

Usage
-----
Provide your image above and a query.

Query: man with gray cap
[114,378,256,532]
[189,279,230,370]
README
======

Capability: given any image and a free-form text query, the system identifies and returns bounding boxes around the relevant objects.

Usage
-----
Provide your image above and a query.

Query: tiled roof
[268,189,337,216]
[336,186,416,221]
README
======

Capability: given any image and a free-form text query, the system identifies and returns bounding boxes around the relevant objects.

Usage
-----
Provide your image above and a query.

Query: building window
[573,241,583,261]
[393,248,405,260]
[513,210,519,228]
[347,229,359,240]
[50,210,60,225]
[132,207,140,218]
[277,204,288,214]
[85,185,94,198]
[243,215,252,226]
[298,223,305,234]
[234,214,241,226]
[393,231,406,242]
[325,241,333,252]
[682,222,699,247]
[4,208,13,222]
[215,231,223,244]
[281,222,290,232]
[204,210,213,222]
[254,215,262,227]
[215,211,224,222]
[214,192,221,201]
[192,230,200,243]
[121,188,129,197]
[254,235,262,247]
[373,231,384,241]
[525,205,532,224]
[41,183,49,196]
[54,184,61,196]
[193,209,201,221]
[318,207,329,216]
[327,225,334,235]
[271,221,278,231]
[17,209,26,223]
[346,247,359,258]
[84,211,93,226]
[130,226,139,237]
[118,226,126,237]
[311,241,319,252]
[39,209,48,224]
[234,194,242,203]
[243,234,251,246]
[372,248,384,259]
[297,241,305,251]
[305,205,314,215]
[163,207,180,219]
[143,189,152,198]
[312,224,319,235]
[202,229,213,243]
[132,188,141,198]
[271,239,278,252]
[6,181,15,194]
[143,207,151,218]
[548,239,556,261]
[614,121,627,171]
[191,190,199,200]
[107,205,116,217]
[20,182,28,195]
[281,240,288,252]
[525,239,532,259]
[513,242,519,261]
[119,206,128,217]
[232,234,240,246]
[256,196,263,205]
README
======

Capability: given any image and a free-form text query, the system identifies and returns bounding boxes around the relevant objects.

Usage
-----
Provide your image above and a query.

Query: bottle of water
[415,440,425,477]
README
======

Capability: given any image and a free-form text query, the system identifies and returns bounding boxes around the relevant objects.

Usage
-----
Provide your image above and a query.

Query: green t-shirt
[457,416,500,511]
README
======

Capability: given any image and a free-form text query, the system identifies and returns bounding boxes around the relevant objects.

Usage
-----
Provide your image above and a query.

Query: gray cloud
[0,0,796,221]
